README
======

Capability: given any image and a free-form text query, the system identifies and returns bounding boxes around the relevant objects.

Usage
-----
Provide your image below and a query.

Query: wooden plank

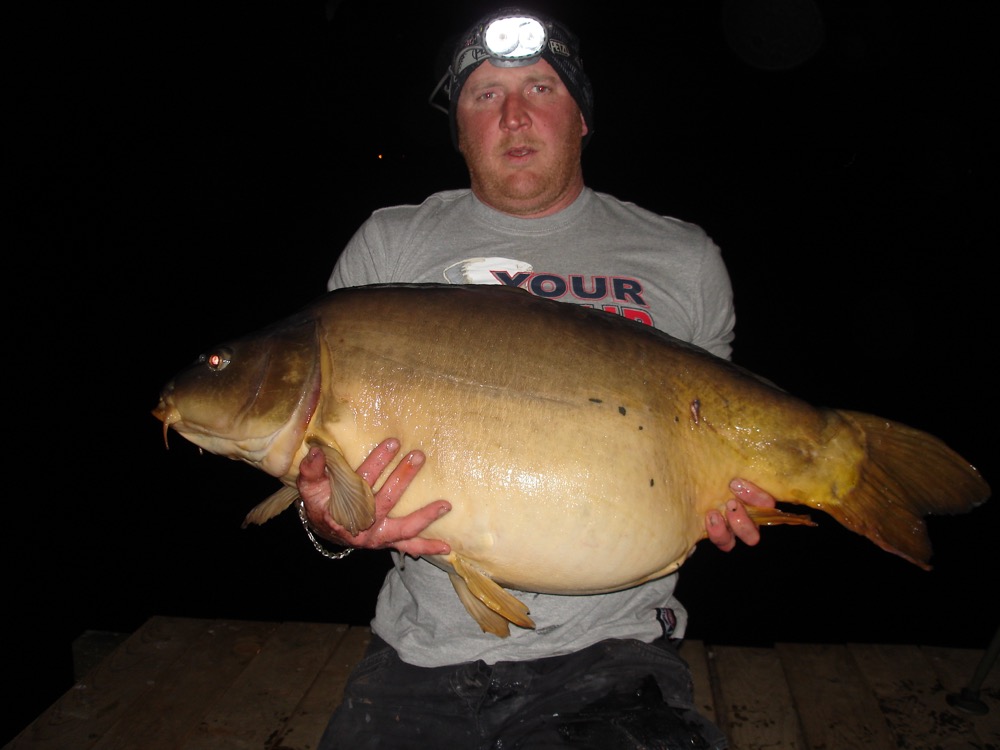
[91,619,280,750]
[2,616,208,750]
[72,630,131,681]
[849,642,992,750]
[776,642,895,749]
[922,645,1000,747]
[10,613,996,750]
[273,625,372,750]
[681,640,717,725]
[179,621,352,750]
[711,645,805,750]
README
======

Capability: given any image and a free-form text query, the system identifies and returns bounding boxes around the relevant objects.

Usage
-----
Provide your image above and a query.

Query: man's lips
[503,145,537,159]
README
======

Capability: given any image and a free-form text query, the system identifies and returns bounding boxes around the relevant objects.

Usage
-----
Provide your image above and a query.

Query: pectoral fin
[242,485,300,527]
[448,553,535,637]
[318,445,376,535]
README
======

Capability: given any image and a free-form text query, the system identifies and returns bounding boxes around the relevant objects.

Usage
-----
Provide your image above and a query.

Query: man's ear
[580,112,588,136]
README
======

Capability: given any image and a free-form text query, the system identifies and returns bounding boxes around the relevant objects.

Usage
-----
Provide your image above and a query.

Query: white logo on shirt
[443,257,534,285]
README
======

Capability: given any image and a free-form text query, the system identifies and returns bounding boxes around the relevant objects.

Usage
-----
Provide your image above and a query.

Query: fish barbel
[152,283,990,636]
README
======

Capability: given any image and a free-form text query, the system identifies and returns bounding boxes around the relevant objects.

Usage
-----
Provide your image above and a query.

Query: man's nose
[500,94,531,132]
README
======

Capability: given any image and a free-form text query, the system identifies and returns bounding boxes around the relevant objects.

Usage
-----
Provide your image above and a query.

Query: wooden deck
[5,615,998,750]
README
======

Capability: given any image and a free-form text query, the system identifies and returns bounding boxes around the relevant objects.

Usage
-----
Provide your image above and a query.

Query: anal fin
[447,573,514,638]
[745,505,817,528]
[448,553,534,637]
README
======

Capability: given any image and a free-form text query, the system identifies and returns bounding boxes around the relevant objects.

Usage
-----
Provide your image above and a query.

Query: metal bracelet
[297,498,354,560]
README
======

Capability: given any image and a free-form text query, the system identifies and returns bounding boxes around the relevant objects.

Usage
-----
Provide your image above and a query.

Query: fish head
[152,312,322,479]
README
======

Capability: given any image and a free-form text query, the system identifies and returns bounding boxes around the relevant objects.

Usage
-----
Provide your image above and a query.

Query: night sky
[7,0,997,743]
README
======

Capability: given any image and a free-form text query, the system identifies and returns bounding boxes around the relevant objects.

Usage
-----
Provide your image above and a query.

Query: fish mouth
[151,386,315,475]
[151,390,207,454]
[152,392,181,449]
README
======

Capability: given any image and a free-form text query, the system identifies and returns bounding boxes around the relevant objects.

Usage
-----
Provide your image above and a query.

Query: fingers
[356,438,401,487]
[729,478,776,509]
[705,501,760,550]
[724,499,761,546]
[373,500,453,556]
[707,479,775,551]
[394,534,452,557]
[368,451,451,556]
[373,450,425,513]
[298,446,328,482]
[378,499,452,541]
[705,509,736,552]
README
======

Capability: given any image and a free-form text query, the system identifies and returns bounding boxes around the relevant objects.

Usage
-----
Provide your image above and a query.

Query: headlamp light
[482,15,546,61]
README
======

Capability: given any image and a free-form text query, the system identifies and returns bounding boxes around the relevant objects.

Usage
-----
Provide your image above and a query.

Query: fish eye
[200,347,232,371]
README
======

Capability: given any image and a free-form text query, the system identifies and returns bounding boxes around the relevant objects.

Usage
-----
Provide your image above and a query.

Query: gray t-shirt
[328,187,735,667]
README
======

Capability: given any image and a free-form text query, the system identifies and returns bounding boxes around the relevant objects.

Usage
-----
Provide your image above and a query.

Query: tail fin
[822,411,990,570]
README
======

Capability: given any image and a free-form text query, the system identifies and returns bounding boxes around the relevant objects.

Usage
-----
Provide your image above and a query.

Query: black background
[7,0,997,744]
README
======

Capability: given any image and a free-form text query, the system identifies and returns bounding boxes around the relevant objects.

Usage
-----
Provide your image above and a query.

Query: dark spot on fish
[619,406,627,416]
[650,479,655,487]
[674,416,679,423]
[690,399,701,425]
[638,425,643,430]
[589,398,603,404]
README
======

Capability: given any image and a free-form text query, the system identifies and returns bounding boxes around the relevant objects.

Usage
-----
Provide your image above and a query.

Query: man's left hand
[705,479,776,551]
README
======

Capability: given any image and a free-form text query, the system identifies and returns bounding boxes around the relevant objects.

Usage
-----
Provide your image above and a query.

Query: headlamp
[482,15,546,62]
[430,13,548,113]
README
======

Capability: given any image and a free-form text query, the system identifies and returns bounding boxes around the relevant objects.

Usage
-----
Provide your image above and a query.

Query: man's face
[456,58,588,218]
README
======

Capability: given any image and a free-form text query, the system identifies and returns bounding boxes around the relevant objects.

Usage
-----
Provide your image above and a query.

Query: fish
[153,283,991,637]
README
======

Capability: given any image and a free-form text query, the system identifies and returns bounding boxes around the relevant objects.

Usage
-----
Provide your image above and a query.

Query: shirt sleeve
[327,217,388,291]
[691,235,736,361]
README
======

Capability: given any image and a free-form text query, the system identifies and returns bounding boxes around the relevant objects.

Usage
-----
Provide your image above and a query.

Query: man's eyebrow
[469,73,563,90]
[522,72,562,85]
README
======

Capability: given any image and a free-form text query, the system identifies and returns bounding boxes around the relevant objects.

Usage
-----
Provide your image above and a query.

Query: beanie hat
[430,8,595,149]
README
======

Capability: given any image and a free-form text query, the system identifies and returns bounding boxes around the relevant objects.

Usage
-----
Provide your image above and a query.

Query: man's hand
[297,439,451,557]
[705,479,776,551]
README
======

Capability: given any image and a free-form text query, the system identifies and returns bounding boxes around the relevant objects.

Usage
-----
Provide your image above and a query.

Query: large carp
[153,283,990,637]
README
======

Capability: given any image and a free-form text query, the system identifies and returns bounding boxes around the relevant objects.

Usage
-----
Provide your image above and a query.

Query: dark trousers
[318,634,727,749]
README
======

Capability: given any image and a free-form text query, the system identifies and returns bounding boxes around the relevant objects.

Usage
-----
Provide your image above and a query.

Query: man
[297,8,774,748]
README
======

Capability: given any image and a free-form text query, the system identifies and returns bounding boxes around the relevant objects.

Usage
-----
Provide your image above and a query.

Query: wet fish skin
[153,283,991,636]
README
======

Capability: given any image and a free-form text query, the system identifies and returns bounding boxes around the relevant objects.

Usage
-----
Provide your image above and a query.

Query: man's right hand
[297,439,452,557]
